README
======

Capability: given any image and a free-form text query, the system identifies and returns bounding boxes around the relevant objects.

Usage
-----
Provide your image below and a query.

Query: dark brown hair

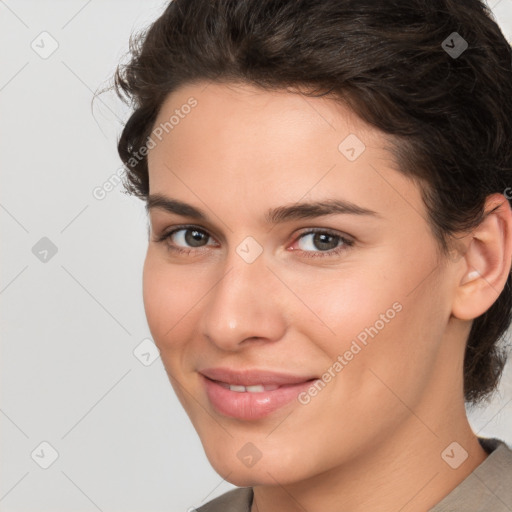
[112,0,512,406]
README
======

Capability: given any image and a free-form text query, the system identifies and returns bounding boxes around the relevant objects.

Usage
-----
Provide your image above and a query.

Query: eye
[155,225,217,254]
[291,229,354,258]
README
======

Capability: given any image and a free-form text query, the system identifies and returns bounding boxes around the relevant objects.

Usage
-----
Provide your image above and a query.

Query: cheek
[331,280,447,418]
[291,249,448,398]
[283,264,402,345]
[142,250,201,351]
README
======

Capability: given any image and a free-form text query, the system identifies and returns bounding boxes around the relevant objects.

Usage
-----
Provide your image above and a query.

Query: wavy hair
[112,0,512,406]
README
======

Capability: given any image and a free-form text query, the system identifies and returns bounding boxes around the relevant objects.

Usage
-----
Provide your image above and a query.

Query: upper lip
[199,367,317,387]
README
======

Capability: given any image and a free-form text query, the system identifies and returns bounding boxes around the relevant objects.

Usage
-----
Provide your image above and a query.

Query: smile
[199,367,318,420]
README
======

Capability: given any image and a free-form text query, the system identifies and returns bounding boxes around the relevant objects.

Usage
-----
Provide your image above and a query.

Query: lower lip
[201,375,316,420]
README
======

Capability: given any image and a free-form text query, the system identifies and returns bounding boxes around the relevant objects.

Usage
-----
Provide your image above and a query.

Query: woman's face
[144,81,460,485]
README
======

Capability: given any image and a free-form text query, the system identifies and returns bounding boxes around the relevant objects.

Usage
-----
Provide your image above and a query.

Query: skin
[143,81,512,512]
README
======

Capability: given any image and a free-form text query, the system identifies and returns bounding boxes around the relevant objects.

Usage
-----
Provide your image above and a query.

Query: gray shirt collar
[428,437,512,512]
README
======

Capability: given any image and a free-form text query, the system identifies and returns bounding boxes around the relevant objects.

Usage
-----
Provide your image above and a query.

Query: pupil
[186,229,206,247]
[315,233,336,250]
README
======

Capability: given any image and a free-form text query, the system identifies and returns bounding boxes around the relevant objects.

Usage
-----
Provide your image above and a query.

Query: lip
[199,367,317,387]
[199,367,318,420]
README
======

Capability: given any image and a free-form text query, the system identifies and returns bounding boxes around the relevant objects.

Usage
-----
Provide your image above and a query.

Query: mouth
[199,367,318,420]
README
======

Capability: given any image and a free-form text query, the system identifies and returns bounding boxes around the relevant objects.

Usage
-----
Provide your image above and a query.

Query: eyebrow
[146,193,381,224]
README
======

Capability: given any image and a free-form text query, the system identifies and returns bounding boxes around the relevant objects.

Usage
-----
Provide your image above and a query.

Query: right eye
[155,225,218,255]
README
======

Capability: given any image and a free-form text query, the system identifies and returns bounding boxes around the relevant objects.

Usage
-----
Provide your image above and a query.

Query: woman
[112,0,512,510]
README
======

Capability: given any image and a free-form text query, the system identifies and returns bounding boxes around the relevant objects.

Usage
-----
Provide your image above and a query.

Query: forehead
[150,80,381,156]
[146,81,423,225]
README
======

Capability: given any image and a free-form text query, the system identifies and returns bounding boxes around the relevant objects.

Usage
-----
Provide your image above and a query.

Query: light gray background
[1,1,512,511]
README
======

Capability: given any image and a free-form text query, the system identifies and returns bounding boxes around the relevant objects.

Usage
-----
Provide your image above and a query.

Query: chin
[213,465,295,488]
[203,446,312,487]
[224,472,268,487]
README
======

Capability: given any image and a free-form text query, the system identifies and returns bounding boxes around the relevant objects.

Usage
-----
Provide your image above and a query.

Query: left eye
[290,229,354,258]
[295,231,344,252]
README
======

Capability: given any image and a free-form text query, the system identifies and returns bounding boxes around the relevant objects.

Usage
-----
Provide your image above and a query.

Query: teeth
[224,383,280,392]
[245,385,265,392]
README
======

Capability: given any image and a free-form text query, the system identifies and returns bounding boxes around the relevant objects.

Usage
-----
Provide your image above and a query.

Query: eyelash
[154,225,354,259]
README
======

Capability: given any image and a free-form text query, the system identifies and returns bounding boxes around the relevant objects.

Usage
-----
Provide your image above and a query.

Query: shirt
[195,437,512,512]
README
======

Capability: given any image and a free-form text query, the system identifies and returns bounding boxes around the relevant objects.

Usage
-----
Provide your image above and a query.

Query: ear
[451,193,512,321]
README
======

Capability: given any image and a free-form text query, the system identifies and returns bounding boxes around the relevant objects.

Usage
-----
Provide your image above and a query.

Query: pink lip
[199,367,317,386]
[199,367,318,420]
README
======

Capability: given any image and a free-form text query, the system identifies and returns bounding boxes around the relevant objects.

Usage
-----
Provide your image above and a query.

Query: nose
[199,249,287,351]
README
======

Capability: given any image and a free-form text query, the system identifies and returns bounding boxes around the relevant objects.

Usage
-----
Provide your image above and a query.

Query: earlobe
[451,194,512,321]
